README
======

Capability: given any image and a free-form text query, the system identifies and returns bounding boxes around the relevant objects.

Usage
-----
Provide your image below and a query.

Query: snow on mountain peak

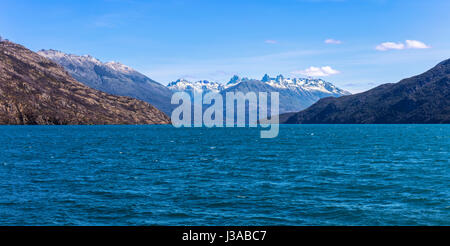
[39,49,67,58]
[259,74,350,95]
[104,61,135,74]
[168,74,350,96]
[38,50,137,74]
[38,49,103,67]
[168,79,224,93]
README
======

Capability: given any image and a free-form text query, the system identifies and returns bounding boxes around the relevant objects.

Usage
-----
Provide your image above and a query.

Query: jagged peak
[167,78,224,93]
[227,75,251,85]
[175,78,190,83]
[169,78,220,85]
[167,74,349,95]
[276,74,284,82]
[227,75,241,84]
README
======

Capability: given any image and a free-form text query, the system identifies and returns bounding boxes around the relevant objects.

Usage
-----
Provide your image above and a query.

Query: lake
[0,125,449,225]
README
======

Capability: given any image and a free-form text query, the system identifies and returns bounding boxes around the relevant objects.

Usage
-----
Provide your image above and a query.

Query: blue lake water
[0,125,449,225]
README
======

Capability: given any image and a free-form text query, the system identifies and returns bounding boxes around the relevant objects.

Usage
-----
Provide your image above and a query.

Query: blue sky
[1,0,450,92]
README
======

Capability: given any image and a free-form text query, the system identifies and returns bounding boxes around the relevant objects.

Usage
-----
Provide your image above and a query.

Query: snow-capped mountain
[38,50,174,114]
[168,74,350,113]
[167,75,256,94]
[261,74,350,96]
[167,79,225,94]
[104,61,136,74]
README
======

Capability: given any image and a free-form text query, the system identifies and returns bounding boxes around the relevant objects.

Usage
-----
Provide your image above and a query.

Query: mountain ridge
[39,49,350,115]
[168,75,351,113]
[0,40,170,125]
[280,59,450,124]
[38,49,174,114]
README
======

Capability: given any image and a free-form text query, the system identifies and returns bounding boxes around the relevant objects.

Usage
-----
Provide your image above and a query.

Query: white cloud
[375,42,405,51]
[264,40,277,44]
[376,40,431,51]
[292,66,340,77]
[405,40,431,49]
[324,39,342,44]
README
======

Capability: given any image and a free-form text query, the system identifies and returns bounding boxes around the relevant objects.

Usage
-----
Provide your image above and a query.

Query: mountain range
[280,59,450,124]
[0,40,170,125]
[1,38,448,125]
[38,50,174,114]
[40,49,350,115]
[168,75,350,113]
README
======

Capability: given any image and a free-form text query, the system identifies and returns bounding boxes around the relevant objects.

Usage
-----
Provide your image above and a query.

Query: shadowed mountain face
[281,59,450,124]
[38,50,174,114]
[0,41,170,125]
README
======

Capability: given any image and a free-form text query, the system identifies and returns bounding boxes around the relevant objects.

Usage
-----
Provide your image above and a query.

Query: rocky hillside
[281,59,450,124]
[38,50,174,114]
[0,40,170,125]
